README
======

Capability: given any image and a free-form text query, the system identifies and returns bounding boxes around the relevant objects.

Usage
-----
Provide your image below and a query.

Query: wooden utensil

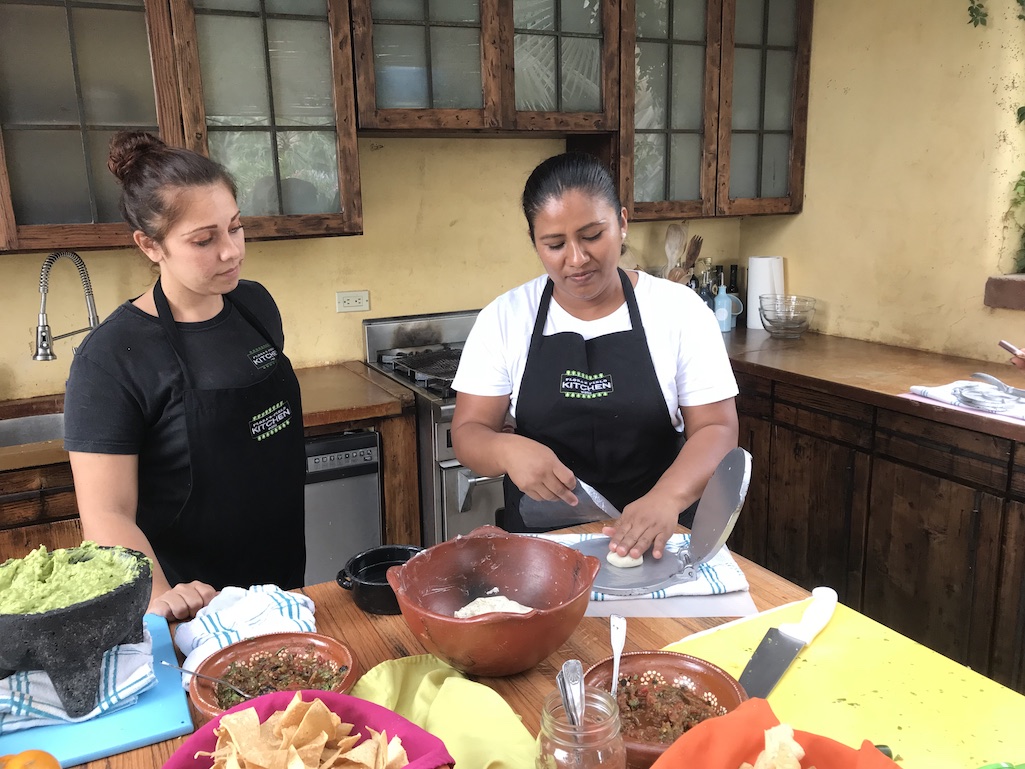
[683,235,704,271]
[663,223,686,278]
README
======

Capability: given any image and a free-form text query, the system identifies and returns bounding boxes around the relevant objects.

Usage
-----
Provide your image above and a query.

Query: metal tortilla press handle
[971,372,1025,400]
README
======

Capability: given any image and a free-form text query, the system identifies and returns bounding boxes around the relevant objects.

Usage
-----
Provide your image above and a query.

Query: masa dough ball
[606,551,644,569]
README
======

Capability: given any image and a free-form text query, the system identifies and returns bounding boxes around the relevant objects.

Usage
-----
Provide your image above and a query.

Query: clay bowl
[385,525,601,677]
[337,544,423,615]
[189,631,359,723]
[0,545,151,718]
[584,650,747,769]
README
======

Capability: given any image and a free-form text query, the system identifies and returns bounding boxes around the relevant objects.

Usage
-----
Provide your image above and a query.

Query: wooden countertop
[726,327,1025,441]
[0,362,412,472]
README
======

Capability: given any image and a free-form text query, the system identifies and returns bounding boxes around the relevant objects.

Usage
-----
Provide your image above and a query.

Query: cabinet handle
[457,469,504,513]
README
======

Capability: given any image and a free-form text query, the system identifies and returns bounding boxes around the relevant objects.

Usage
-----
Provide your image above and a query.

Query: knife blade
[738,586,838,698]
[578,480,622,518]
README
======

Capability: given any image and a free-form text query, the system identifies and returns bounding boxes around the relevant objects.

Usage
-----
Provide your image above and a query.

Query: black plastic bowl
[337,544,423,614]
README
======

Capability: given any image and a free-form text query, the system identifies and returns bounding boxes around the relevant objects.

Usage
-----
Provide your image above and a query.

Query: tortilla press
[570,447,752,596]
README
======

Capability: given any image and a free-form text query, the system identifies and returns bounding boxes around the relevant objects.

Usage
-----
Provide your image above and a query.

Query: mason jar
[536,686,627,769]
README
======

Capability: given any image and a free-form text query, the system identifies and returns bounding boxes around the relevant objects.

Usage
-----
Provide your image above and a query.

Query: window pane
[729,133,758,199]
[763,50,794,131]
[210,131,276,216]
[77,0,144,5]
[735,0,765,45]
[767,0,797,46]
[562,0,599,35]
[672,0,706,40]
[731,47,761,131]
[374,25,430,108]
[373,0,425,21]
[197,15,271,126]
[636,0,668,39]
[431,27,482,109]
[514,0,554,31]
[634,133,666,203]
[269,19,334,127]
[635,42,668,130]
[514,33,556,111]
[74,7,156,126]
[193,0,260,10]
[669,133,701,201]
[87,130,124,223]
[6,131,90,224]
[278,131,339,215]
[670,43,703,130]
[266,0,325,15]
[760,133,790,197]
[561,37,601,112]
[0,6,76,125]
[429,0,479,23]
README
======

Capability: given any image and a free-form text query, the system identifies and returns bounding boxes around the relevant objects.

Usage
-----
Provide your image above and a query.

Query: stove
[364,311,504,546]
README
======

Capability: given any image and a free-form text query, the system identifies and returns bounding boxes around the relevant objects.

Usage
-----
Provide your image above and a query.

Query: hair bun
[107,131,166,183]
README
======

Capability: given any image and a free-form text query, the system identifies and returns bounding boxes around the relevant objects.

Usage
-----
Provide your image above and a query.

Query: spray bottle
[714,268,732,332]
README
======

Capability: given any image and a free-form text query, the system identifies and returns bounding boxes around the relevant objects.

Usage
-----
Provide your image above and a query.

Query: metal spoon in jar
[610,614,626,697]
[159,659,255,701]
[562,658,585,725]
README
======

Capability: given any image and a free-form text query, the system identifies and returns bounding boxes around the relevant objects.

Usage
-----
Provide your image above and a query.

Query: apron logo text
[250,400,292,440]
[560,370,614,399]
[249,344,279,370]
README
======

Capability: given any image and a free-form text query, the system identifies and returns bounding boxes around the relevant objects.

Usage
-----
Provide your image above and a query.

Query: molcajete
[0,544,152,717]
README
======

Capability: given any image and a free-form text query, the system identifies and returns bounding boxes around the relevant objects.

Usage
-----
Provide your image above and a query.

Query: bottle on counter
[698,265,715,311]
[727,264,741,328]
[535,687,626,769]
[714,270,732,332]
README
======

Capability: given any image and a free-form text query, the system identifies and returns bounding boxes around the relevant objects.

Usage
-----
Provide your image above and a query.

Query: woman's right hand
[503,436,579,505]
[147,581,218,621]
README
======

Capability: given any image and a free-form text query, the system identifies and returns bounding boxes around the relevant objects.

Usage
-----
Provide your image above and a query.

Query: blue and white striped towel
[534,533,749,600]
[173,584,316,690]
[0,627,155,734]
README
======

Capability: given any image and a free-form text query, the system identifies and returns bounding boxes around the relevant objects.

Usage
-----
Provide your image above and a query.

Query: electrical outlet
[335,290,370,313]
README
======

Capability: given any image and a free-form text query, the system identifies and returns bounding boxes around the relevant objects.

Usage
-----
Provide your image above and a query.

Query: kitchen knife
[738,586,838,698]
[579,480,622,518]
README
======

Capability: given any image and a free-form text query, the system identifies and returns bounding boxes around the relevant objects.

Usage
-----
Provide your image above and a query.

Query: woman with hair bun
[451,152,739,562]
[63,131,305,620]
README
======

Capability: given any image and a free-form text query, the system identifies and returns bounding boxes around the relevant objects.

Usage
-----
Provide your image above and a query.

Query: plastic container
[536,686,626,769]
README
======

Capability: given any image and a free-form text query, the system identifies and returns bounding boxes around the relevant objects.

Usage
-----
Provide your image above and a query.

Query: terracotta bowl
[584,650,748,769]
[0,545,151,718]
[188,632,359,723]
[385,525,601,677]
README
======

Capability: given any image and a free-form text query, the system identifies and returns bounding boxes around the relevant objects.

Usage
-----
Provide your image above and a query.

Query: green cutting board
[666,601,1025,769]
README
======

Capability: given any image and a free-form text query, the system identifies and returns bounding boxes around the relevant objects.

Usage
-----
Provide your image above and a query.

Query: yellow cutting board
[665,600,1025,769]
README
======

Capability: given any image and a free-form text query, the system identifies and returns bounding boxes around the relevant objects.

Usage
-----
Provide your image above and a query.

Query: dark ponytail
[108,131,237,242]
[521,152,622,240]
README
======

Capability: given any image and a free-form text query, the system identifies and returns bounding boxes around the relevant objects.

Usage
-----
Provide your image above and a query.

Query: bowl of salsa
[188,632,359,722]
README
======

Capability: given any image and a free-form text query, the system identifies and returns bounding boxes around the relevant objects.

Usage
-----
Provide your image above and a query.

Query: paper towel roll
[746,256,785,329]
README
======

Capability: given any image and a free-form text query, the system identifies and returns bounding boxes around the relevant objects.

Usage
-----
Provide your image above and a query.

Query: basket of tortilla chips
[163,690,454,769]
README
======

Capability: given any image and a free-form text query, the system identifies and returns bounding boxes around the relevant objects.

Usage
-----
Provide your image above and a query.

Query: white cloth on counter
[534,533,749,600]
[173,584,316,690]
[0,628,156,734]
[909,380,1025,421]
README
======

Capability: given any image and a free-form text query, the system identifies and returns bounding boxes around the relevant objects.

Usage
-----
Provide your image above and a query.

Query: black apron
[147,279,306,589]
[503,269,682,532]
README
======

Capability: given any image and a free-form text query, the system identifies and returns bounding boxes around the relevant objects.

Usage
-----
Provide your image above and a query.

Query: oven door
[440,459,503,538]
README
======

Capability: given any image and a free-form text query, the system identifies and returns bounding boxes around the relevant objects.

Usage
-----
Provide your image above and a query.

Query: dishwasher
[303,430,382,586]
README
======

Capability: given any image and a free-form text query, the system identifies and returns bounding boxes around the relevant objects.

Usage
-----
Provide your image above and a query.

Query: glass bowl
[758,295,816,339]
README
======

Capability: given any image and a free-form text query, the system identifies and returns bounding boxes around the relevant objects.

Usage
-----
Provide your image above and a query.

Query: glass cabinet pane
[670,44,704,129]
[373,0,425,21]
[431,27,483,109]
[561,37,600,112]
[6,131,91,224]
[514,34,556,111]
[734,0,764,45]
[374,25,430,108]
[562,0,600,35]
[763,49,794,130]
[729,133,758,199]
[635,43,668,129]
[195,3,341,217]
[266,0,325,14]
[767,0,797,46]
[731,48,761,131]
[760,133,790,197]
[636,0,668,38]
[634,134,666,203]
[514,0,555,31]
[0,6,78,125]
[672,0,705,39]
[669,133,701,200]
[193,0,260,11]
[430,0,478,23]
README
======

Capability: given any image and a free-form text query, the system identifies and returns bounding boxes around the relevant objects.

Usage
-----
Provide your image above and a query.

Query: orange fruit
[0,750,61,769]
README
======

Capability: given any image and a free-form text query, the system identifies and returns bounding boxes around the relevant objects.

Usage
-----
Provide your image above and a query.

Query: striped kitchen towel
[0,628,155,734]
[534,533,749,600]
[173,584,316,689]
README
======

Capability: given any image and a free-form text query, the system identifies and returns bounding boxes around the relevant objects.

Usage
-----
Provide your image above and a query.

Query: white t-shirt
[451,270,739,432]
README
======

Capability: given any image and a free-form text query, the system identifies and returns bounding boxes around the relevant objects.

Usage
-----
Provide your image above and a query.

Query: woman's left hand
[601,489,682,560]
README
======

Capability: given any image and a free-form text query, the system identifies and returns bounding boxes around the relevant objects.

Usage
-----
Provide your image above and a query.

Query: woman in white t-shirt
[451,152,739,561]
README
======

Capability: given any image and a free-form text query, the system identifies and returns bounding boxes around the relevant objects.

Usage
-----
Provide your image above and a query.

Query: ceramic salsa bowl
[386,525,601,677]
[584,650,747,769]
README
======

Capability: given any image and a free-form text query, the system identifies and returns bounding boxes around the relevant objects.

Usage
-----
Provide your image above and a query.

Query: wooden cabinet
[350,0,619,132]
[618,0,813,220]
[0,461,81,562]
[0,0,361,253]
[730,371,771,564]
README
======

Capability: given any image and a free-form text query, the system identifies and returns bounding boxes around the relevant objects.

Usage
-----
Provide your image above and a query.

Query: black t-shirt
[64,280,286,532]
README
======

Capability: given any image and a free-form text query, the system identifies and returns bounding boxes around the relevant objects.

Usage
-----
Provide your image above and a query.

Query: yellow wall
[3,0,1020,400]
[739,1,1025,361]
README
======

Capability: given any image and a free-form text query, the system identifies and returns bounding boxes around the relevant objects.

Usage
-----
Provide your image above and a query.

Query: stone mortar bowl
[0,546,152,717]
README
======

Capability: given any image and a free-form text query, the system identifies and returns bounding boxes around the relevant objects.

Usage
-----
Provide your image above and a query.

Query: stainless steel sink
[0,413,64,448]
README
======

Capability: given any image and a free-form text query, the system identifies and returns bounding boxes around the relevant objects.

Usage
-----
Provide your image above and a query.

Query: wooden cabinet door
[728,371,772,565]
[992,497,1025,690]
[864,458,1002,671]
[0,519,83,563]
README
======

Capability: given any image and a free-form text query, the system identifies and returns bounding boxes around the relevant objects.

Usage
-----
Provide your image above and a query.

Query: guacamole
[0,541,144,614]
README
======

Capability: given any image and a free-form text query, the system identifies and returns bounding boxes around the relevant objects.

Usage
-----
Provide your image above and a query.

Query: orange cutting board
[665,600,1025,769]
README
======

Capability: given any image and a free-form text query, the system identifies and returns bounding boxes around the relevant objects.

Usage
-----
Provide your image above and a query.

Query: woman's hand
[1011,353,1025,372]
[503,435,578,505]
[602,487,681,560]
[147,581,218,621]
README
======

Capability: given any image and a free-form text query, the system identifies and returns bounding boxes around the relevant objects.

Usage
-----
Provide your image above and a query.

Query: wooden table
[80,526,808,768]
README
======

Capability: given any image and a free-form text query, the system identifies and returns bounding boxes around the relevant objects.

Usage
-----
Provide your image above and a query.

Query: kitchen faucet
[32,250,100,361]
